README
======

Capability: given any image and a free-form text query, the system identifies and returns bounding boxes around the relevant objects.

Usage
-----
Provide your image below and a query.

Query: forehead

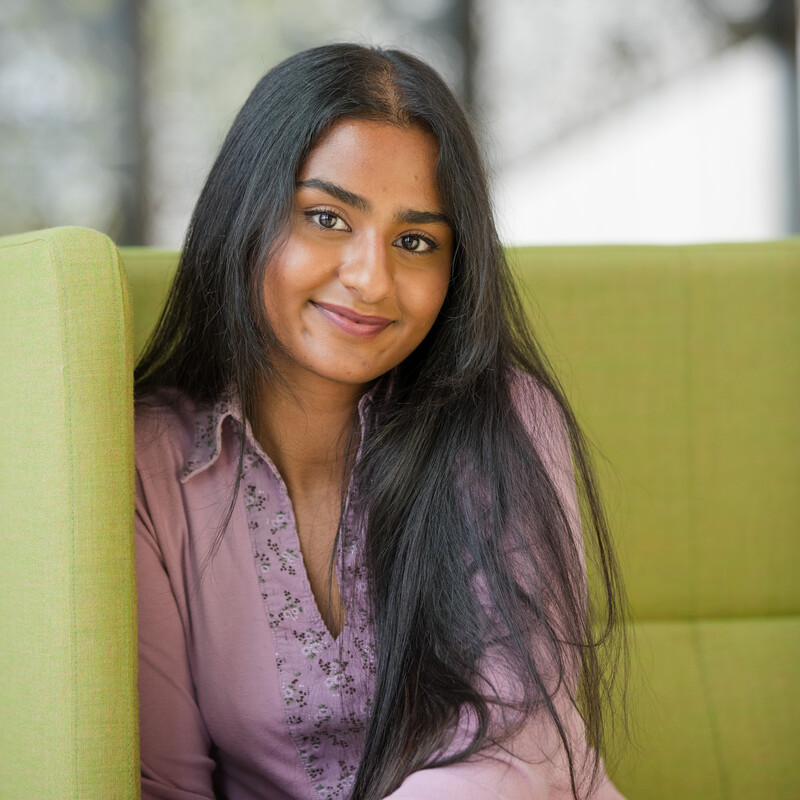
[297,120,444,210]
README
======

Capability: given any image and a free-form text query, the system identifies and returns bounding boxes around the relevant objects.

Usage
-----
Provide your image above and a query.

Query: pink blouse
[135,386,626,800]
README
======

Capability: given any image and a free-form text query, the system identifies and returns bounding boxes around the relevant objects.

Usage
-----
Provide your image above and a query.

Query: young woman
[134,43,629,800]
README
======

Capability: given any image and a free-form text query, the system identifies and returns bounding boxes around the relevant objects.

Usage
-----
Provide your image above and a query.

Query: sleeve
[135,464,217,800]
[384,748,626,800]
[385,378,627,800]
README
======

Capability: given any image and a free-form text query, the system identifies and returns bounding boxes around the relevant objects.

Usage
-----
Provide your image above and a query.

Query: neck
[252,371,365,498]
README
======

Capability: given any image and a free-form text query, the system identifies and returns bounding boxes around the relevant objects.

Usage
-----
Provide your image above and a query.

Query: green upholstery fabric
[1,226,797,798]
[0,227,139,799]
[512,243,800,620]
[511,243,800,798]
[121,247,183,361]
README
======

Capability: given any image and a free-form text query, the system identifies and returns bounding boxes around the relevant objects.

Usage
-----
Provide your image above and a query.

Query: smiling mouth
[311,302,393,338]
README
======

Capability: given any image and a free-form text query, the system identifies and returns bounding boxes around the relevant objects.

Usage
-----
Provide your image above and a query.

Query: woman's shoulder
[507,367,568,443]
[134,387,209,477]
[505,368,578,514]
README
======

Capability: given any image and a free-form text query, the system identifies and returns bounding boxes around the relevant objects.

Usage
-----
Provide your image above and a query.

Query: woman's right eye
[305,210,350,231]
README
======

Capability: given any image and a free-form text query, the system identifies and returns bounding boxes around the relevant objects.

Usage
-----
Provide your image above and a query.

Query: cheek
[425,266,452,320]
[401,269,450,333]
[263,241,330,311]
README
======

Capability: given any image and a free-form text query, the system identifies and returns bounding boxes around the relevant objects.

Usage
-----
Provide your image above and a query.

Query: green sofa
[1,226,798,799]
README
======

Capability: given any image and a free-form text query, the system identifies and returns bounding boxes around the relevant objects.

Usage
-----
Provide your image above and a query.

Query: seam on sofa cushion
[689,620,730,798]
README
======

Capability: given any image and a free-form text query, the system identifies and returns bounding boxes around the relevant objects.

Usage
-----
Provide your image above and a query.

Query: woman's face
[262,119,453,392]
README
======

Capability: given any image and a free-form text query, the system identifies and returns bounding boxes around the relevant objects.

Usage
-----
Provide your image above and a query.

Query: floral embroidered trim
[241,435,376,800]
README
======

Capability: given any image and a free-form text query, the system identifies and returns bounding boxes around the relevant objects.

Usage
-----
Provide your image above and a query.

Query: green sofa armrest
[0,227,139,799]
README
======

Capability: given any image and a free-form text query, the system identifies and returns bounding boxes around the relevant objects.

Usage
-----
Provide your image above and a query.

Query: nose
[338,232,393,305]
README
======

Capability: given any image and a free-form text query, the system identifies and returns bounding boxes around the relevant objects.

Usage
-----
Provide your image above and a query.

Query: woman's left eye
[395,233,437,254]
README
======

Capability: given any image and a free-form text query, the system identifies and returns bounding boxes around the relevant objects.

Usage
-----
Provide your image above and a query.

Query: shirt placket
[242,439,369,800]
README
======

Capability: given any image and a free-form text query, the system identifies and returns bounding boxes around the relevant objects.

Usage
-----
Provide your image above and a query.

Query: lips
[311,301,393,338]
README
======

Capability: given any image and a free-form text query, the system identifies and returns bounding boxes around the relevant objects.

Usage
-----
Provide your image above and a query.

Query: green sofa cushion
[617,617,800,799]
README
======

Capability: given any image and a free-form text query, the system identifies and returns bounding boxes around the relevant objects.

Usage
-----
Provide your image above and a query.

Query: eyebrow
[296,178,452,228]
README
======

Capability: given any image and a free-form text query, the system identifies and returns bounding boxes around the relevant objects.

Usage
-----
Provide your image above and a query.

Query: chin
[329,369,386,386]
[307,363,386,387]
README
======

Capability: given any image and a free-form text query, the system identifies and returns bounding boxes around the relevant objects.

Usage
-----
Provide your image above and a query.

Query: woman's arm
[382,699,626,800]
[384,754,625,800]
[136,465,217,800]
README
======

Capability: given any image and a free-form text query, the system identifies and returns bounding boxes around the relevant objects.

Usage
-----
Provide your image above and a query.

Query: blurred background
[1,0,798,247]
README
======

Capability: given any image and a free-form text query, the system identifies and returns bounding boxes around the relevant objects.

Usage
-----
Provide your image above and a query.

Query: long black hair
[135,43,629,800]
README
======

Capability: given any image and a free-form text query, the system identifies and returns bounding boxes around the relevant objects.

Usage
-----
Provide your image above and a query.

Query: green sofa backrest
[510,243,800,620]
